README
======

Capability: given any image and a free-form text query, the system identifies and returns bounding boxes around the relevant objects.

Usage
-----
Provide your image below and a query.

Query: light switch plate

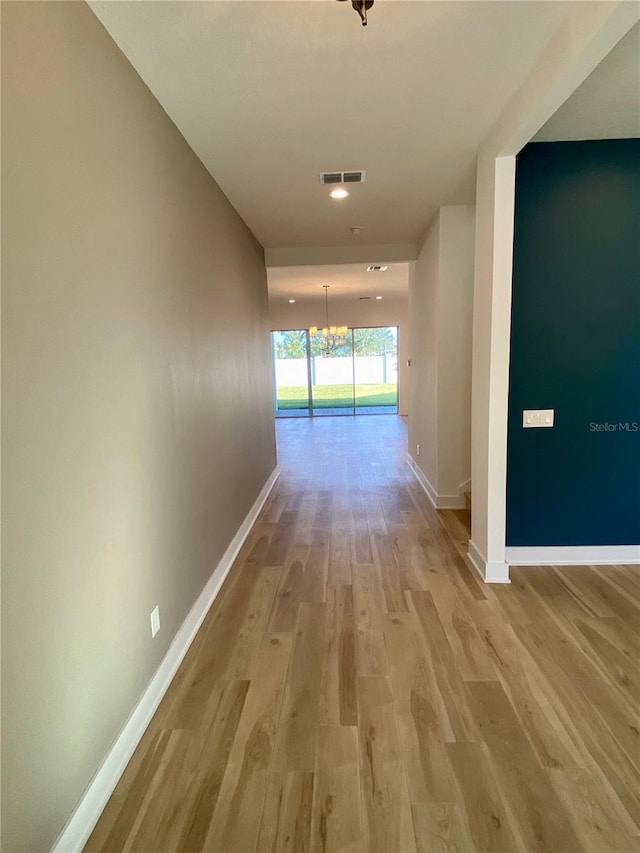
[523,409,554,428]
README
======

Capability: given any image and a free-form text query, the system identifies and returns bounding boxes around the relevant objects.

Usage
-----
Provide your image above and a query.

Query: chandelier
[336,0,374,27]
[310,286,348,355]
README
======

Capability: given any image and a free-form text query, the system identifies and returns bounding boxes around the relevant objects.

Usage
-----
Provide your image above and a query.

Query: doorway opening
[271,326,399,417]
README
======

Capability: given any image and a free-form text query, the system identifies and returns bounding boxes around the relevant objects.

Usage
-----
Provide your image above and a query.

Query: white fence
[275,354,397,386]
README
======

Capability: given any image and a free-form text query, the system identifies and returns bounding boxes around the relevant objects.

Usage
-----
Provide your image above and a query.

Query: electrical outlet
[150,605,160,638]
[416,443,420,456]
[522,409,554,428]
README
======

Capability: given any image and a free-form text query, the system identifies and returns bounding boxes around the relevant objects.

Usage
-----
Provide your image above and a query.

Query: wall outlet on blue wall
[522,409,554,428]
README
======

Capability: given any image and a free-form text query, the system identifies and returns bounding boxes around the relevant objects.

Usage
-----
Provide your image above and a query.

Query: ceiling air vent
[367,265,388,272]
[320,170,366,185]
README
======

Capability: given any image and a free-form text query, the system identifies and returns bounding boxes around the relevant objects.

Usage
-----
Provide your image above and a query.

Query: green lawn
[277,383,397,410]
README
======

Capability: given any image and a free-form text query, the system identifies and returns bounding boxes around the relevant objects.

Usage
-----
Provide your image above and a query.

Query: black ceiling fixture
[337,0,374,27]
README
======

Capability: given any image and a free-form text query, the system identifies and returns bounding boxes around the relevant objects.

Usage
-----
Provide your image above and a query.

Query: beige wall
[1,3,276,850]
[269,296,409,414]
[408,207,475,505]
[437,207,475,497]
[408,219,439,487]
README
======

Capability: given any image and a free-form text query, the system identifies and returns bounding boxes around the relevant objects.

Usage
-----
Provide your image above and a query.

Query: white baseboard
[436,492,468,510]
[468,539,511,584]
[407,455,470,510]
[506,545,640,566]
[51,466,280,853]
[407,454,438,507]
[456,479,471,508]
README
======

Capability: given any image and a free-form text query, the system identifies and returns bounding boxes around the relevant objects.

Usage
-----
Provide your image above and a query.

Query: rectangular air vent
[320,170,366,185]
[367,265,388,272]
[359,296,371,300]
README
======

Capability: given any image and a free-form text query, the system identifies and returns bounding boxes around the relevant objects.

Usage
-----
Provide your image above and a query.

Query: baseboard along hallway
[86,415,640,852]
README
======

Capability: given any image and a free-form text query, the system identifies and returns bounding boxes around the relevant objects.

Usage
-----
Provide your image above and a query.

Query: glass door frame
[271,325,399,418]
[271,329,312,418]
[352,325,399,415]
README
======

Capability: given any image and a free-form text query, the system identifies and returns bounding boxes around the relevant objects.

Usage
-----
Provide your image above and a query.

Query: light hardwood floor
[86,415,640,852]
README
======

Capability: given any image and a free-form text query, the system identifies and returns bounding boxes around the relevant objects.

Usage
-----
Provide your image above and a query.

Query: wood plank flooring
[86,415,640,852]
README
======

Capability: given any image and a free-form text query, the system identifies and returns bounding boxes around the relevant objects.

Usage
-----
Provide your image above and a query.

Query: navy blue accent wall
[507,139,640,547]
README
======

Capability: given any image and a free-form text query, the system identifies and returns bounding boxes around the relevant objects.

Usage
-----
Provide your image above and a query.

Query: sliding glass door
[353,326,398,414]
[309,330,355,416]
[271,327,398,418]
[271,330,310,417]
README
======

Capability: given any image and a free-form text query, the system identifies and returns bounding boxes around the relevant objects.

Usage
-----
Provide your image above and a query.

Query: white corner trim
[51,466,280,853]
[506,545,640,566]
[407,456,470,510]
[468,539,511,584]
[485,562,511,583]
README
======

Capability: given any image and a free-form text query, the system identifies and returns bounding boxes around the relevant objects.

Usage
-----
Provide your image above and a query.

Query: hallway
[86,416,640,852]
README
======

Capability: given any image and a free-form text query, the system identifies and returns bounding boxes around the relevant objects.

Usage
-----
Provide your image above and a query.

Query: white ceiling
[269,18,640,311]
[268,262,410,306]
[89,1,637,311]
[535,21,640,141]
[90,0,572,250]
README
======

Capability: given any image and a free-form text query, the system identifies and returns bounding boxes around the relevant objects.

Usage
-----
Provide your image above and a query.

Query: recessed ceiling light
[329,187,350,200]
[375,296,383,300]
[288,299,296,303]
